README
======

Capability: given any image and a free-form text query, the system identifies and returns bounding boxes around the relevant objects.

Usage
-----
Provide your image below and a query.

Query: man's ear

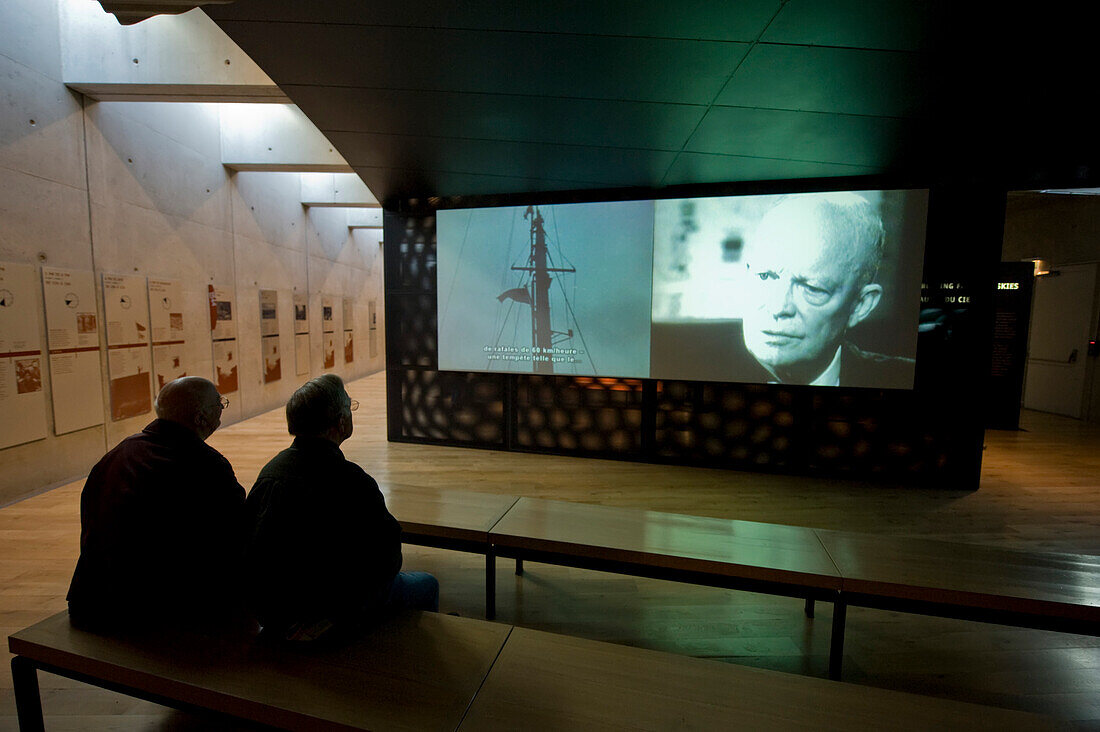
[847,283,883,329]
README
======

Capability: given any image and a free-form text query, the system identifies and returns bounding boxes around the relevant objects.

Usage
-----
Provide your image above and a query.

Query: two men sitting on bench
[67,374,437,639]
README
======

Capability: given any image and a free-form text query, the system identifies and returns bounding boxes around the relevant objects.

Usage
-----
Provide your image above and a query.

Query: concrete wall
[1002,194,1100,266]
[60,2,272,89]
[0,0,385,504]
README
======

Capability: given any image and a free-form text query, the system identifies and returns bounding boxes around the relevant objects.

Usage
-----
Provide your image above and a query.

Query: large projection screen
[437,188,928,389]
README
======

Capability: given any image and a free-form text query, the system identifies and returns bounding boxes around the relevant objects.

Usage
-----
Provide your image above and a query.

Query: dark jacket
[66,419,246,629]
[243,437,402,636]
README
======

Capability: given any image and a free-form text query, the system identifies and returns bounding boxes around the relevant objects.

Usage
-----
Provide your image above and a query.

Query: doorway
[1023,262,1097,418]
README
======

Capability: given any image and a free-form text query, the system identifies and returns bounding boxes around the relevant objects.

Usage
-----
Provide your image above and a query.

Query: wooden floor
[3,371,1099,729]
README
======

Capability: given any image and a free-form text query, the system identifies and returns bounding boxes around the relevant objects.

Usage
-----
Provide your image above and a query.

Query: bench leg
[486,549,496,620]
[12,656,45,732]
[804,597,815,618]
[828,599,846,681]
[515,557,524,576]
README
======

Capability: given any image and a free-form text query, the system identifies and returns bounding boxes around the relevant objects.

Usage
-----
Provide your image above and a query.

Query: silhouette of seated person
[67,377,245,631]
[245,374,438,642]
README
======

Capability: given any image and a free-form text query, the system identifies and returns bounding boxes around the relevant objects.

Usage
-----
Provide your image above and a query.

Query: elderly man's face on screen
[741,194,883,383]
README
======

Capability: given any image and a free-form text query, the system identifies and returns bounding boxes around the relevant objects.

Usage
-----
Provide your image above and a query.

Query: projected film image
[650,190,929,388]
[437,201,654,377]
[436,188,929,390]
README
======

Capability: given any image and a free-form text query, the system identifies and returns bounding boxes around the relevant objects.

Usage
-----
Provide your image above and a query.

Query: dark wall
[383,182,1004,489]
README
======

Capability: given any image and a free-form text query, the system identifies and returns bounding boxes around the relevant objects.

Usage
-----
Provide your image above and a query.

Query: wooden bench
[817,529,1100,678]
[9,610,510,732]
[380,483,519,615]
[385,488,848,672]
[383,488,1100,681]
[9,610,1060,731]
[459,626,1062,731]
[486,496,841,623]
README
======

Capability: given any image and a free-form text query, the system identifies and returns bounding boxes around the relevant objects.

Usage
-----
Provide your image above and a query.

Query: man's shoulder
[88,428,162,472]
[171,430,236,477]
[131,420,226,458]
[841,342,916,389]
[256,445,308,479]
[106,427,156,453]
[250,443,379,509]
[255,441,363,482]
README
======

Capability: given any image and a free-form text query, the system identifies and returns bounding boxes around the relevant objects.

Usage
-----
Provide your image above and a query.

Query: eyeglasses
[218,396,230,410]
[349,399,359,412]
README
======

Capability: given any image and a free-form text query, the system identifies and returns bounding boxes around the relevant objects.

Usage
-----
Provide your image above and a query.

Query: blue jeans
[384,571,439,613]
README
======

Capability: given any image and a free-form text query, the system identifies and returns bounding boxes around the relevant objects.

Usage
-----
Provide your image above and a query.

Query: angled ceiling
[194,1,1091,205]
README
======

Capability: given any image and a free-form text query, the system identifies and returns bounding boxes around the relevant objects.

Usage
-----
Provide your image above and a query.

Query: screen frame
[425,174,933,391]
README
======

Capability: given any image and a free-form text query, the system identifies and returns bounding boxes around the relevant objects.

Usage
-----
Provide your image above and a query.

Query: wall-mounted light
[1029,258,1055,276]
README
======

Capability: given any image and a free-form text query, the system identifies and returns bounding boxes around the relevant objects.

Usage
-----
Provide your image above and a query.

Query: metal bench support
[12,656,45,732]
[829,598,846,681]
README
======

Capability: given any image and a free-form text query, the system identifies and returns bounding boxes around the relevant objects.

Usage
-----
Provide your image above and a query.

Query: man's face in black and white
[741,195,883,383]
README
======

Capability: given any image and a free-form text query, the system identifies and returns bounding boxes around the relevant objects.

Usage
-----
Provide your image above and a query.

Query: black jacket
[244,437,402,635]
[66,419,246,628]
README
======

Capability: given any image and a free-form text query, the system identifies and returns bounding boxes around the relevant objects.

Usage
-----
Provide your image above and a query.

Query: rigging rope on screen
[485,208,526,370]
[548,206,595,375]
[487,207,534,370]
[439,210,474,336]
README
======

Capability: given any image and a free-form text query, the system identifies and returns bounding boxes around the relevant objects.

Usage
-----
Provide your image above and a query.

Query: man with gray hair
[67,376,244,629]
[244,374,438,641]
[733,192,913,387]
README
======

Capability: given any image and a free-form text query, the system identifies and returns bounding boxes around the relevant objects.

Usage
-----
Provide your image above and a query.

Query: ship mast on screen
[436,199,653,379]
[497,205,577,374]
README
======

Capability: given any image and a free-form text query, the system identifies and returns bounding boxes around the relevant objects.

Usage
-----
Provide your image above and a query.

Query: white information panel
[211,285,236,341]
[213,338,238,395]
[210,285,237,394]
[342,297,354,330]
[41,266,104,435]
[295,333,310,375]
[259,289,281,383]
[322,295,335,333]
[152,345,187,394]
[343,329,354,364]
[323,332,336,370]
[293,293,310,375]
[103,274,150,348]
[259,289,279,337]
[262,335,282,384]
[294,293,309,335]
[103,274,152,421]
[148,278,187,393]
[342,297,354,364]
[0,262,48,448]
[148,279,184,344]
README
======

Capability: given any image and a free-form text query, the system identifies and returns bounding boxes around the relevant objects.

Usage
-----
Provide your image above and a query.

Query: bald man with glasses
[67,377,246,630]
